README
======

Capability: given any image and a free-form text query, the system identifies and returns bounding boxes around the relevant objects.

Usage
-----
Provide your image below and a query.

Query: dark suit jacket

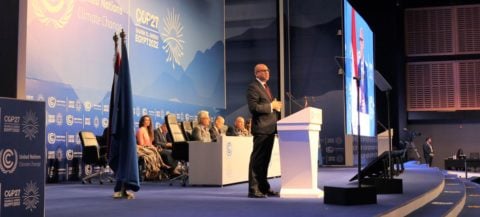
[246,80,278,135]
[423,142,433,158]
[153,128,169,149]
[209,125,227,142]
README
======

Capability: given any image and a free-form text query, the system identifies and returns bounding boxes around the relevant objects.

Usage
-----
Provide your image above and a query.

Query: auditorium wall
[409,123,480,168]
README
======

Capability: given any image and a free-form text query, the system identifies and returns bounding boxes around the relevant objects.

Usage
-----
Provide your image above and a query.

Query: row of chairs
[165,114,190,186]
[179,120,198,141]
[78,114,190,186]
[78,131,114,184]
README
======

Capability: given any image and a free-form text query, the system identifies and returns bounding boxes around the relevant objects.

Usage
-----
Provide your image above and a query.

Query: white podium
[277,107,323,198]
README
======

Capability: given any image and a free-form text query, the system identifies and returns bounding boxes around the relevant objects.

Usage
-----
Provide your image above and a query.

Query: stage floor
[45,162,443,217]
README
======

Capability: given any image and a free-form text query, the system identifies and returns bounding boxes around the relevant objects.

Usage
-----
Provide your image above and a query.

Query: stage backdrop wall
[286,0,345,165]
[223,0,279,124]
[0,97,45,217]
[24,0,225,182]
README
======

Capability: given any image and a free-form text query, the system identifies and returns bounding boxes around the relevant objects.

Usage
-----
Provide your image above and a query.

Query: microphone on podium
[286,91,305,109]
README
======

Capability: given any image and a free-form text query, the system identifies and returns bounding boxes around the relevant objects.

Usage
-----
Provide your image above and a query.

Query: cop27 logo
[0,148,18,174]
[161,8,185,69]
[23,181,40,212]
[22,110,40,141]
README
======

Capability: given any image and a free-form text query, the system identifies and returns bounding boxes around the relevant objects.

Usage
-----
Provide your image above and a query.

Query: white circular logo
[66,149,74,161]
[66,115,74,126]
[47,97,57,108]
[47,133,56,144]
[0,148,18,174]
[102,118,109,128]
[84,101,92,112]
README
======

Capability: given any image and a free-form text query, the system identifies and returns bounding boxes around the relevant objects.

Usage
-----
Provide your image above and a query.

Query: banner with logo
[0,97,45,217]
[24,0,225,182]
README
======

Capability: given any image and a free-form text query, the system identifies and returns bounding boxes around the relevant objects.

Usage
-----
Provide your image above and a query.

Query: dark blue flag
[105,34,121,160]
[109,31,140,192]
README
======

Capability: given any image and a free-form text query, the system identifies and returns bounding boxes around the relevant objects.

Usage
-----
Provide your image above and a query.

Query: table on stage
[444,159,480,171]
[188,135,281,186]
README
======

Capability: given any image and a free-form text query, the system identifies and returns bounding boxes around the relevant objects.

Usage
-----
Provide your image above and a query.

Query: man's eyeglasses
[256,69,270,73]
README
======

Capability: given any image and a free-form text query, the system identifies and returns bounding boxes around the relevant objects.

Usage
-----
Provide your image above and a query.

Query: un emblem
[0,148,18,174]
[32,0,74,29]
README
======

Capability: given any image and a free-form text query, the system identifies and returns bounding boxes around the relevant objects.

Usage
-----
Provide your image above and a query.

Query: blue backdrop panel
[24,0,224,182]
[0,97,45,217]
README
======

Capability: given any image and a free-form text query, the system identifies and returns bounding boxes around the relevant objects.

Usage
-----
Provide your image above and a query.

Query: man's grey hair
[197,110,209,123]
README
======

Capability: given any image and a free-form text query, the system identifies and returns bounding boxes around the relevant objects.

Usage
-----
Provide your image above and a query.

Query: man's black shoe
[264,190,279,197]
[248,192,267,198]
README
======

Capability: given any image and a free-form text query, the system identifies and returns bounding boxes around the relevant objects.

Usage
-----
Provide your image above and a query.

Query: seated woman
[136,115,170,180]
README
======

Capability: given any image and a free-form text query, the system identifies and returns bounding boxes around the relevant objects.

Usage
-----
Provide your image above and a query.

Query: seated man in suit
[154,123,180,176]
[209,115,227,142]
[227,116,251,137]
[192,110,212,142]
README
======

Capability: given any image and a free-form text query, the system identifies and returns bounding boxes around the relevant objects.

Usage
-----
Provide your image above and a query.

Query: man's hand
[271,99,282,112]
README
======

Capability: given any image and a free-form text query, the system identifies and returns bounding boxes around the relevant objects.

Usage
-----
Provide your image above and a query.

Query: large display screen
[344,0,375,136]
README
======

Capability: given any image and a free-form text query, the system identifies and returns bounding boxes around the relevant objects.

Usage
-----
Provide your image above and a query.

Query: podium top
[277,107,322,125]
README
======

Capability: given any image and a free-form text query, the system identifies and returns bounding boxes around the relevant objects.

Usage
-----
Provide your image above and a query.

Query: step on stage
[46,162,445,217]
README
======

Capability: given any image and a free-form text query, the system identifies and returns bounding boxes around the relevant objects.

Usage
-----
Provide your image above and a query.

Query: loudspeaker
[363,178,403,194]
[324,186,377,205]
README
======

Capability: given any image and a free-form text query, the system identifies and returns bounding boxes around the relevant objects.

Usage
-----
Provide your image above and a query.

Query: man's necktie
[264,83,272,100]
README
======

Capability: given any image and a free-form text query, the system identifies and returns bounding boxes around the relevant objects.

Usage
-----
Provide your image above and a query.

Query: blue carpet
[407,174,465,217]
[45,162,443,217]
[460,181,480,217]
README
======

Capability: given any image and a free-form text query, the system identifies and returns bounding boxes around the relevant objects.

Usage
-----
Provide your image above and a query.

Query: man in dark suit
[246,63,282,198]
[153,123,179,173]
[209,115,226,142]
[423,137,434,167]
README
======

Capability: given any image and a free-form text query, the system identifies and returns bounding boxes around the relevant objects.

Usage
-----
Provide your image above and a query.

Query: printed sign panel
[0,97,45,217]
